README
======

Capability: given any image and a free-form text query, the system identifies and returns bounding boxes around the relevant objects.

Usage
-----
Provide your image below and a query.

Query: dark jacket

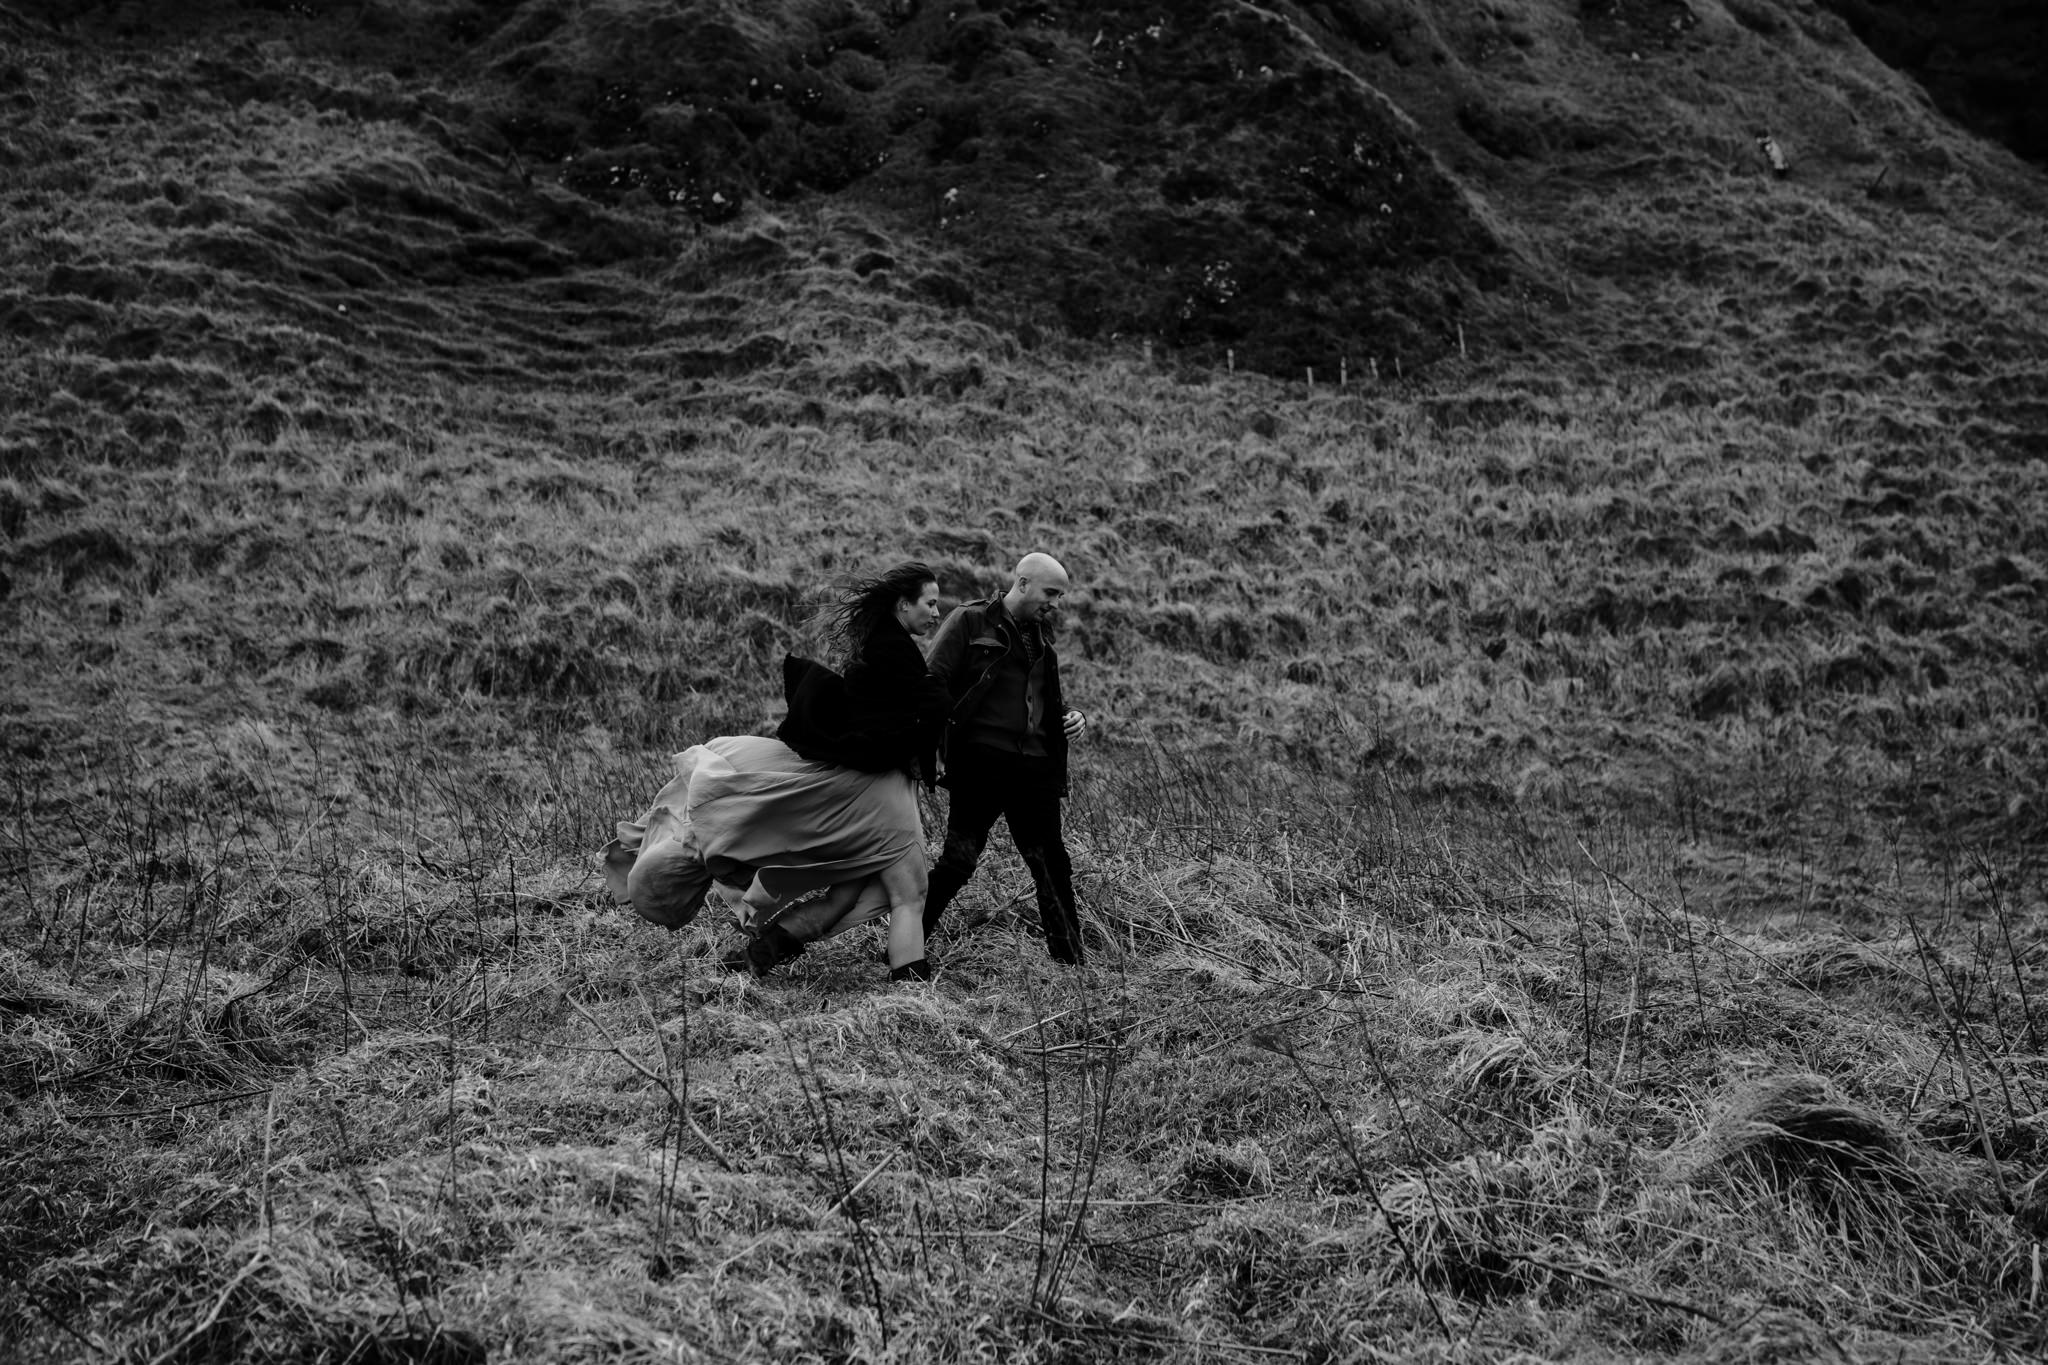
[776,623,947,779]
[925,597,1069,791]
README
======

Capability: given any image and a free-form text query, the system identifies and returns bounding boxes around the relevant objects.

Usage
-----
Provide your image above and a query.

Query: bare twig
[1904,916,2014,1210]
[635,979,692,1260]
[1503,1249,1726,1326]
[1048,1012,1115,1305]
[1196,1003,1337,1058]
[1028,1309,1303,1356]
[824,1149,902,1220]
[994,1007,1079,1045]
[14,1282,108,1358]
[328,1100,419,1328]
[145,1247,266,1365]
[259,1087,279,1238]
[1277,1038,1454,1343]
[66,1086,273,1122]
[778,1031,891,1349]
[565,995,737,1172]
[1030,987,1055,1309]
[1113,914,1390,997]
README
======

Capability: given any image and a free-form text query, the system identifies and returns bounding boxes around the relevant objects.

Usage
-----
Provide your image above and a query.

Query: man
[922,552,1089,964]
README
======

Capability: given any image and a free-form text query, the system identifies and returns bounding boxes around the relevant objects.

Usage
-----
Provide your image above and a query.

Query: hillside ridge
[18,0,2042,381]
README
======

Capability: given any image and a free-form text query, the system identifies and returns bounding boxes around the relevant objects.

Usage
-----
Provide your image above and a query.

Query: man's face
[1015,570,1070,624]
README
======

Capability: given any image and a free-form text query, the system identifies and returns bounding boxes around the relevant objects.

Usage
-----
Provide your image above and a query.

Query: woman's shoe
[720,925,808,977]
[888,959,933,982]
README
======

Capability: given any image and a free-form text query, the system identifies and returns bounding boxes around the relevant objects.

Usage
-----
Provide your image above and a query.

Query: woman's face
[895,581,941,636]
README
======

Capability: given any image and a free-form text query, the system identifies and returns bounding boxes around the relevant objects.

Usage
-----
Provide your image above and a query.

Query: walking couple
[601,552,1088,982]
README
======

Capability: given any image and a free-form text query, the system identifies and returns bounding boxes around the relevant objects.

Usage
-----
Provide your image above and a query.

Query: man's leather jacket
[925,596,1069,792]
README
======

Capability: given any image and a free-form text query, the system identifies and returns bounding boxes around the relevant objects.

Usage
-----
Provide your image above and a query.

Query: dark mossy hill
[11,0,2045,389]
[430,0,2048,377]
[11,0,1520,377]
[1816,0,2048,166]
[458,0,1529,376]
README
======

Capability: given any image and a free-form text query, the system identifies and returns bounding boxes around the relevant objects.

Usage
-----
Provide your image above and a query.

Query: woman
[601,562,949,982]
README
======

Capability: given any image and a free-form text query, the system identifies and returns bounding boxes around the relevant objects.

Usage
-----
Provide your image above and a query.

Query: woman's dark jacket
[776,623,947,781]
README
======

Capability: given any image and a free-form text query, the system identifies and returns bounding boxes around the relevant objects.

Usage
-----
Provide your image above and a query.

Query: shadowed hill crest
[14,0,2041,380]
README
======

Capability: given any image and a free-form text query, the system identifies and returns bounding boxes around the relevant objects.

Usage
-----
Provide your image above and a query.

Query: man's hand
[1062,709,1087,740]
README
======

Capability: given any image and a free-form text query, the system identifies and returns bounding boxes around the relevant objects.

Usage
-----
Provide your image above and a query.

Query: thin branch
[777,1030,891,1349]
[65,1086,273,1123]
[1904,917,2014,1210]
[993,1007,1079,1045]
[1027,1309,1304,1357]
[145,1247,267,1365]
[259,1087,279,1238]
[1502,1250,1726,1327]
[1277,1041,1454,1343]
[823,1148,902,1220]
[565,995,737,1173]
[1112,914,1391,997]
[14,1282,109,1358]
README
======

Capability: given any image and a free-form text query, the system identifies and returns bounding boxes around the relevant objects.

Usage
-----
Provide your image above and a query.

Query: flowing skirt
[602,734,920,931]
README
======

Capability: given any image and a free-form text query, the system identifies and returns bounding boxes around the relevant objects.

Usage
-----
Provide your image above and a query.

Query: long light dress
[601,733,921,933]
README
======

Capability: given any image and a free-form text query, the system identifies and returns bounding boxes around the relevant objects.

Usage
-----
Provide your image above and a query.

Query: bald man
[922,553,1089,965]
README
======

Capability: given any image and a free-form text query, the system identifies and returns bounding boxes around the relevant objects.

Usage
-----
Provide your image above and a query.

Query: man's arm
[925,603,974,694]
[1049,654,1086,739]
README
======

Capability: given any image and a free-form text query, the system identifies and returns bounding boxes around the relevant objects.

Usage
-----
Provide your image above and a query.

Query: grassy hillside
[3,0,2047,1360]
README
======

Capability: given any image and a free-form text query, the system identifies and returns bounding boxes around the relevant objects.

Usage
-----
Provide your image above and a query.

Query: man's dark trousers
[924,743,1083,964]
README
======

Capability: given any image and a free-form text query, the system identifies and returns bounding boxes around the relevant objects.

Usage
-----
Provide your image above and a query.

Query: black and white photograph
[3,0,2044,1359]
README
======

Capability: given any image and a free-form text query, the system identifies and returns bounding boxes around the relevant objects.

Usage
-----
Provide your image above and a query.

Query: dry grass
[11,730,2041,1360]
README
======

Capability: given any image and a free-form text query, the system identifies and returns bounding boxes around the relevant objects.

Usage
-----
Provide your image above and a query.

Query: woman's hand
[1062,709,1087,740]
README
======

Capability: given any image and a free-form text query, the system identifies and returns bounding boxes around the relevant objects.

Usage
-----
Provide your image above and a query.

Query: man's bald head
[1004,552,1072,625]
[1014,552,1069,591]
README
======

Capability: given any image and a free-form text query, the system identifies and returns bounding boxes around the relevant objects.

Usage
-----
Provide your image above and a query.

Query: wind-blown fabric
[778,628,947,780]
[602,734,920,930]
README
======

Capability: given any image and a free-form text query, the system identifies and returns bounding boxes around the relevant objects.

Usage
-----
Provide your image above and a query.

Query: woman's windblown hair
[827,561,936,664]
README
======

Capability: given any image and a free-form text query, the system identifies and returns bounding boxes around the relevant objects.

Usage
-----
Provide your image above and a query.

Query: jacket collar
[984,595,1045,647]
